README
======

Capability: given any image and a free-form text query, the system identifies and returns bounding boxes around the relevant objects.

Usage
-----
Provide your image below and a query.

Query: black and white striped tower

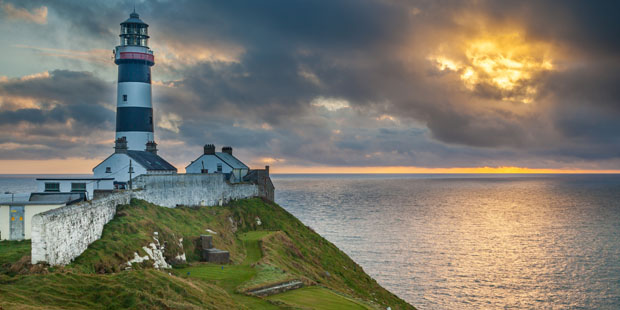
[114,11,155,151]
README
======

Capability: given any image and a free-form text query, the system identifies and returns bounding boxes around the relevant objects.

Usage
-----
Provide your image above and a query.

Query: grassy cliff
[0,198,415,310]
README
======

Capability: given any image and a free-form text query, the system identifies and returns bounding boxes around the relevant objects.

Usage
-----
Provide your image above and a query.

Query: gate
[9,206,25,240]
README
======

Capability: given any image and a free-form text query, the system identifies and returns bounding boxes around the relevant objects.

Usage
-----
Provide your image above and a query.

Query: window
[123,94,127,102]
[217,163,223,172]
[71,183,87,192]
[105,167,111,173]
[44,182,60,192]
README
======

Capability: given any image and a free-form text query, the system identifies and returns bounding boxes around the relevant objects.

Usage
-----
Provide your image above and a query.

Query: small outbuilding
[186,145,249,182]
[35,177,114,201]
[0,192,85,240]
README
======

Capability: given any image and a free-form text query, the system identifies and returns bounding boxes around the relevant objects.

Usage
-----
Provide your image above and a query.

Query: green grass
[0,240,30,264]
[71,199,245,273]
[267,286,374,310]
[174,230,282,310]
[0,240,31,275]
[0,198,415,310]
[237,264,296,292]
[0,269,240,310]
[238,231,274,264]
[228,199,415,310]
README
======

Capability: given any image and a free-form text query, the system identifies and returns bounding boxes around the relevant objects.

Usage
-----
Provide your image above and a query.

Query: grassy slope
[71,201,245,273]
[227,199,414,310]
[0,240,30,274]
[0,270,239,310]
[0,198,415,310]
[268,286,374,310]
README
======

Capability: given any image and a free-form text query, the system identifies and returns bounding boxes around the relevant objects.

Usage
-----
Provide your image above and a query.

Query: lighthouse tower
[92,11,176,187]
[114,10,155,151]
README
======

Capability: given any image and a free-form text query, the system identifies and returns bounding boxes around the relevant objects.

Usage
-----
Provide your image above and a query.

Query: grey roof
[29,192,85,205]
[127,150,177,171]
[122,12,147,25]
[215,152,249,169]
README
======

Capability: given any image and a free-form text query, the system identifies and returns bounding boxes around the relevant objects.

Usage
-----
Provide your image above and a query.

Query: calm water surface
[2,174,619,309]
[272,174,620,309]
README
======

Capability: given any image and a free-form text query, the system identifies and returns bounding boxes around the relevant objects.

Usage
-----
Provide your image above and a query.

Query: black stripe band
[115,58,154,66]
[118,62,152,83]
[116,107,153,132]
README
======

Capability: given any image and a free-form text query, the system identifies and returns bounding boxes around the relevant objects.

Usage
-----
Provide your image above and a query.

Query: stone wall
[30,192,131,265]
[132,173,261,208]
[29,173,271,266]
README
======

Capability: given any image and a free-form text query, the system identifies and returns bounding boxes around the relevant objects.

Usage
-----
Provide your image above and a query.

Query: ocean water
[2,174,619,309]
[271,174,620,309]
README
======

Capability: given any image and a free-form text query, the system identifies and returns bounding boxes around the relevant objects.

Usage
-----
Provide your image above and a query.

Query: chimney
[222,146,233,155]
[265,165,270,176]
[114,137,128,154]
[204,144,216,155]
[146,141,158,155]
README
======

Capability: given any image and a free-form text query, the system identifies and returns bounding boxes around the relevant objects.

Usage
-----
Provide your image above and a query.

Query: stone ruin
[200,235,229,264]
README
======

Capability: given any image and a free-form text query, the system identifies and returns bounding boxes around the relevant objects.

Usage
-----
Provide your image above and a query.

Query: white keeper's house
[186,144,250,183]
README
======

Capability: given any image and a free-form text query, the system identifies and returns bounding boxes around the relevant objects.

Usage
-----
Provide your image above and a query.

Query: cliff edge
[0,198,415,310]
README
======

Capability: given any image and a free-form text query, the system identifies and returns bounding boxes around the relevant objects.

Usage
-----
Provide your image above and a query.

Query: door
[9,206,25,240]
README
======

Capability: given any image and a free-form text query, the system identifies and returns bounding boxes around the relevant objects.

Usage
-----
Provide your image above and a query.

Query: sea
[2,174,620,309]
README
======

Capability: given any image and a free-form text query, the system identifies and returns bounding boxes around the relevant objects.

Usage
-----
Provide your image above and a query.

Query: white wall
[0,206,7,241]
[132,173,259,208]
[24,205,63,240]
[186,154,233,174]
[93,153,147,183]
[29,173,269,265]
[31,192,131,265]
[0,204,63,240]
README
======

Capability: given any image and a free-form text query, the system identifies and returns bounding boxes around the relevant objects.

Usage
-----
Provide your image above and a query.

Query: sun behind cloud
[429,30,555,103]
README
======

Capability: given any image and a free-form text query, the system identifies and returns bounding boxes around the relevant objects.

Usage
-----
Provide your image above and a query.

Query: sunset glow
[0,1,618,174]
[430,31,555,103]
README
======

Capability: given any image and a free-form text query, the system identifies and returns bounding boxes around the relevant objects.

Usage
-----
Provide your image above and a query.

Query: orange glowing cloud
[1,3,47,24]
[13,45,112,64]
[427,15,557,103]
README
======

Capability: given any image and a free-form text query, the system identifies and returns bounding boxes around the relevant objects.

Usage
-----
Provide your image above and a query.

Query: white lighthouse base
[116,131,154,151]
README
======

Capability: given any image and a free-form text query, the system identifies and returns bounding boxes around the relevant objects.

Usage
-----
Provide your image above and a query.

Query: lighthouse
[93,11,176,187]
[114,10,155,151]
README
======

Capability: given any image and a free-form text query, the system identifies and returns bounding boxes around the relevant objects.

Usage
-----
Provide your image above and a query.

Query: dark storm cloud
[1,0,619,168]
[0,70,114,159]
[480,0,620,57]
[0,70,114,129]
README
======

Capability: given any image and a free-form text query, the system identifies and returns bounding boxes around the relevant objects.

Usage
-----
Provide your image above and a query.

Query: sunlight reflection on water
[273,175,620,309]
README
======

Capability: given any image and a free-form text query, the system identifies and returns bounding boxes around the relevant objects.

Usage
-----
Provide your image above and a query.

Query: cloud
[1,2,47,24]
[0,70,115,160]
[13,45,112,65]
[0,0,619,170]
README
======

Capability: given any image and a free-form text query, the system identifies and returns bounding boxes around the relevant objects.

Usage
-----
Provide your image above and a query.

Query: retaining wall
[30,173,267,266]
[132,173,260,208]
[30,192,131,265]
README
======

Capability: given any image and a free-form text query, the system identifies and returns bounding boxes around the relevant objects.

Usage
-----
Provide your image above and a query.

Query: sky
[0,0,619,174]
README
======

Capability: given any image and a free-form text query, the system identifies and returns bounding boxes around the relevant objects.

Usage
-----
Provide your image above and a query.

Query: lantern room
[120,11,149,47]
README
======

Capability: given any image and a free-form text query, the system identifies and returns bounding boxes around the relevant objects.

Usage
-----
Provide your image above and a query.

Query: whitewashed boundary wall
[30,192,131,265]
[132,173,260,208]
[30,174,263,266]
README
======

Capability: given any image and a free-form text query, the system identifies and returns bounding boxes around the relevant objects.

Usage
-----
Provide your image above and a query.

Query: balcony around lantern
[114,45,155,66]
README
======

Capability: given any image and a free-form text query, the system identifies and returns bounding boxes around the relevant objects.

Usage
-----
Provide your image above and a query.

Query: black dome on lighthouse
[121,11,148,26]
